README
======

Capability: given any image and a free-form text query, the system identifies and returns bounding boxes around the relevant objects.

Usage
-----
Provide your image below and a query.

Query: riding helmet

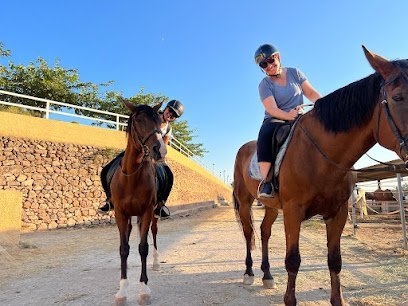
[254,44,279,65]
[166,100,184,118]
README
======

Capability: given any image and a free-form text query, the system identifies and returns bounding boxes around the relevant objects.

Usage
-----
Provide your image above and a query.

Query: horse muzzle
[152,139,166,161]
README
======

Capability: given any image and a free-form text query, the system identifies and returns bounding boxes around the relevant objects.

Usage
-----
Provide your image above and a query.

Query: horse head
[123,98,166,161]
[363,46,408,169]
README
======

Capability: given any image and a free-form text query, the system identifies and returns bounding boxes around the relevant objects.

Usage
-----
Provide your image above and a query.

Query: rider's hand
[287,109,298,120]
[295,105,305,115]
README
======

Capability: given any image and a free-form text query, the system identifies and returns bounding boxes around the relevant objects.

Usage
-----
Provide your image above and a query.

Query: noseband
[377,74,408,159]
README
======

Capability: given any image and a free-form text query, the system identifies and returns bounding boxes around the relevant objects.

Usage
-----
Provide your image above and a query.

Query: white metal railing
[0,90,128,130]
[0,90,227,181]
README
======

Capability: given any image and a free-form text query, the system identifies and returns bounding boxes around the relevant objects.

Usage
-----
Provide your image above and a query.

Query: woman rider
[255,44,321,197]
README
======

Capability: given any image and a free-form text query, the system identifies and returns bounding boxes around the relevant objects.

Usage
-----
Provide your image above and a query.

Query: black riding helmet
[254,44,279,65]
[166,100,184,118]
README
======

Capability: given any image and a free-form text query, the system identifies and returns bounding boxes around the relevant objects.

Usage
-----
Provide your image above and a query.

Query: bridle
[299,70,407,174]
[121,112,162,177]
[376,74,408,160]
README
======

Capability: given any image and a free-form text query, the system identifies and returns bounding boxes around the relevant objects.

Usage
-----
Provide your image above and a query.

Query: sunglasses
[168,108,178,119]
[259,56,276,69]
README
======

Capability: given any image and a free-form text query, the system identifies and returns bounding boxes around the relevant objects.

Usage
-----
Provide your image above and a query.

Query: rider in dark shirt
[98,100,184,219]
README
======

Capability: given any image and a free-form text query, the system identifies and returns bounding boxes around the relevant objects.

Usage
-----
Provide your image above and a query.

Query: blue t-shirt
[258,67,307,120]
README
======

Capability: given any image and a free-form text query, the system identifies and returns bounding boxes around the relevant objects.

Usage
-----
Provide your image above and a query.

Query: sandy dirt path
[0,205,407,305]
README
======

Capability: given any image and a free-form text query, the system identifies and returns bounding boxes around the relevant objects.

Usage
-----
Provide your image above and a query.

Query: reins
[298,121,402,173]
[298,71,407,174]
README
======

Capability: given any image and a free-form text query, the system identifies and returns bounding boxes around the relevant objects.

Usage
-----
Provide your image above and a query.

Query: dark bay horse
[111,100,165,304]
[233,46,408,305]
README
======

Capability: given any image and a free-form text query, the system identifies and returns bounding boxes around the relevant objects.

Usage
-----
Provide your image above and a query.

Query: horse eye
[392,95,403,102]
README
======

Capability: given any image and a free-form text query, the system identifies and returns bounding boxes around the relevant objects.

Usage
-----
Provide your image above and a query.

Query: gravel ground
[0,205,407,306]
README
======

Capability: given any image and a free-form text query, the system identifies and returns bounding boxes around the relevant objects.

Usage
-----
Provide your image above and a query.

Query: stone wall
[0,112,232,232]
[0,136,116,231]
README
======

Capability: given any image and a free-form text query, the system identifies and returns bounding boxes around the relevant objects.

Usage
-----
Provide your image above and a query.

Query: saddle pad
[248,122,298,180]
[248,153,263,181]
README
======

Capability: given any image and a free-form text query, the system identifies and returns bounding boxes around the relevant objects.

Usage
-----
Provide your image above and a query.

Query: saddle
[106,156,122,189]
[249,117,300,192]
[105,156,168,198]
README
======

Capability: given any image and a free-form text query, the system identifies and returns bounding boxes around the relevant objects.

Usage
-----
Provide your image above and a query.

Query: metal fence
[0,89,222,179]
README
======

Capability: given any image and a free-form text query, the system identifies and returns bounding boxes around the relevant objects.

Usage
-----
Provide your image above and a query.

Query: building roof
[356,159,408,182]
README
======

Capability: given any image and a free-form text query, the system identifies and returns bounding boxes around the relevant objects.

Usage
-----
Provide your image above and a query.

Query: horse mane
[313,72,383,133]
[125,104,159,135]
[313,59,408,133]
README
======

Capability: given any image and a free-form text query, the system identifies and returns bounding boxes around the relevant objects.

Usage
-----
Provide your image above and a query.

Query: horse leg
[283,209,303,306]
[324,203,348,306]
[234,190,256,285]
[137,212,152,305]
[115,214,131,302]
[151,217,160,271]
[260,206,278,288]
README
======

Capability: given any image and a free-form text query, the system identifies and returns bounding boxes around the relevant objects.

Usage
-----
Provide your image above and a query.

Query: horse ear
[121,98,136,113]
[362,45,395,79]
[153,101,163,112]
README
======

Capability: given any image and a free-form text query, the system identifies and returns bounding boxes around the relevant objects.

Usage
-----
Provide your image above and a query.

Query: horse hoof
[152,263,160,271]
[243,273,254,285]
[262,278,276,289]
[137,293,151,305]
[115,279,129,302]
[114,296,127,306]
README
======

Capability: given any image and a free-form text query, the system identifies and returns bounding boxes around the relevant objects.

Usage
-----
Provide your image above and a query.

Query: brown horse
[233,46,408,305]
[110,100,165,304]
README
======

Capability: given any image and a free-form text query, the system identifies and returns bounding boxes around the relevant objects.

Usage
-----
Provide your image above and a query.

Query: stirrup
[257,180,274,198]
[154,204,170,220]
[98,200,113,214]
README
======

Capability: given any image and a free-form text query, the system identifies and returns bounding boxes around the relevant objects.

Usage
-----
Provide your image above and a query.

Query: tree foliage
[0,42,10,57]
[0,42,206,157]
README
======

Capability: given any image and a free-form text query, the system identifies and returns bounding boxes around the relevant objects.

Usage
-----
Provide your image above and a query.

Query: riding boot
[258,180,274,198]
[154,201,170,219]
[98,199,114,214]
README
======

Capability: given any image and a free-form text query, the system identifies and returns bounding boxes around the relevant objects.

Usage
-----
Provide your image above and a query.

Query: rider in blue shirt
[255,44,321,198]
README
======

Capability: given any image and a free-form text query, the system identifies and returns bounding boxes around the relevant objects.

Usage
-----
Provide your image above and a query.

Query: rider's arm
[262,96,298,121]
[301,80,322,103]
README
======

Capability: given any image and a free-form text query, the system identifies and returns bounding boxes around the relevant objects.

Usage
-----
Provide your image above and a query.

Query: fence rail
[0,90,220,178]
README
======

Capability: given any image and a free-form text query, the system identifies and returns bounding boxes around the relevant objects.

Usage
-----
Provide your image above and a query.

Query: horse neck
[303,107,378,168]
[122,141,145,173]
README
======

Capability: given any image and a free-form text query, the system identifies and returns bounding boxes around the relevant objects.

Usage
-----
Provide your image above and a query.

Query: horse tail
[232,186,239,216]
[233,188,256,251]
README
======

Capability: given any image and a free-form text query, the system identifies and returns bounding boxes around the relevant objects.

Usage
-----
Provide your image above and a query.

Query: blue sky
[1,0,407,184]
